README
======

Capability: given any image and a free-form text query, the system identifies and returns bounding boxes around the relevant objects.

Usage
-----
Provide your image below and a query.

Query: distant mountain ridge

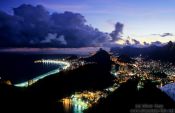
[111,41,175,63]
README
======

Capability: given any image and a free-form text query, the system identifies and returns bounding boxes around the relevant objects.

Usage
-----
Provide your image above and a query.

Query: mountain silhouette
[86,78,175,113]
[111,41,175,63]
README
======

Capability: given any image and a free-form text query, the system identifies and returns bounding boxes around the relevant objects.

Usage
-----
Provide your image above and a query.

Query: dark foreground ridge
[86,78,175,113]
[0,63,114,113]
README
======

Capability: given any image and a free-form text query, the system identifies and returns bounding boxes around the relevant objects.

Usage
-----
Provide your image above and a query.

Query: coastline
[14,60,70,87]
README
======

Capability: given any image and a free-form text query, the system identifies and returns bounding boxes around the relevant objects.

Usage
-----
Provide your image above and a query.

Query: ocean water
[0,53,71,84]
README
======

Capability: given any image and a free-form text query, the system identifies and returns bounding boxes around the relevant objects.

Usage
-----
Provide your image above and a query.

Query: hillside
[86,79,175,113]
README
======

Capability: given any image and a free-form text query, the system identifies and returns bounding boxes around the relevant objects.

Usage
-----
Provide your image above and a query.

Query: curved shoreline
[14,60,70,87]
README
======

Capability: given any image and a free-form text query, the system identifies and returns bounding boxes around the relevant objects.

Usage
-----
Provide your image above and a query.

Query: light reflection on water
[62,98,72,113]
[62,98,87,113]
[73,104,85,113]
[60,90,109,113]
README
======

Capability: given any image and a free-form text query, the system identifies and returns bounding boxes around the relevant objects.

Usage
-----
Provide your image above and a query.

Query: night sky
[0,0,175,48]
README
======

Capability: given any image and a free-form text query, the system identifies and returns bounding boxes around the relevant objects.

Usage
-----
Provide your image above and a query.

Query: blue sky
[1,0,175,44]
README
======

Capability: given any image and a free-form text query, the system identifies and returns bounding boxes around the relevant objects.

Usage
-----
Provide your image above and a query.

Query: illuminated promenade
[14,59,70,87]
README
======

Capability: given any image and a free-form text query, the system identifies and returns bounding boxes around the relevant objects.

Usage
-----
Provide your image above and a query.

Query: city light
[60,91,107,113]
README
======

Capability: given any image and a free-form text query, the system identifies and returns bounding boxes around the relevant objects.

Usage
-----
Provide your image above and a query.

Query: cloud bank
[0,4,124,48]
[1,4,170,48]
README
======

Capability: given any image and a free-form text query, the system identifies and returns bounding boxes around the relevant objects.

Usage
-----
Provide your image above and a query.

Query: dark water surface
[0,53,71,84]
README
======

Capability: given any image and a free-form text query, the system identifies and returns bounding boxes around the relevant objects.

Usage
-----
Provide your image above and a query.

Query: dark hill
[118,54,135,63]
[86,79,175,113]
[0,63,115,113]
[65,55,78,60]
[84,48,111,65]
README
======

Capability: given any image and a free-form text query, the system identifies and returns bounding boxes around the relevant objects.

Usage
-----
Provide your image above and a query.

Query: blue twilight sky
[0,0,175,44]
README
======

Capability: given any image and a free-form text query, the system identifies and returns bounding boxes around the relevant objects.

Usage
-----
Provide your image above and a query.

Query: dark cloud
[125,40,130,45]
[110,22,124,41]
[120,36,141,46]
[124,39,141,46]
[152,33,174,37]
[0,4,119,48]
[40,33,67,45]
[0,4,51,47]
[0,10,23,46]
[132,39,140,45]
[160,33,173,37]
